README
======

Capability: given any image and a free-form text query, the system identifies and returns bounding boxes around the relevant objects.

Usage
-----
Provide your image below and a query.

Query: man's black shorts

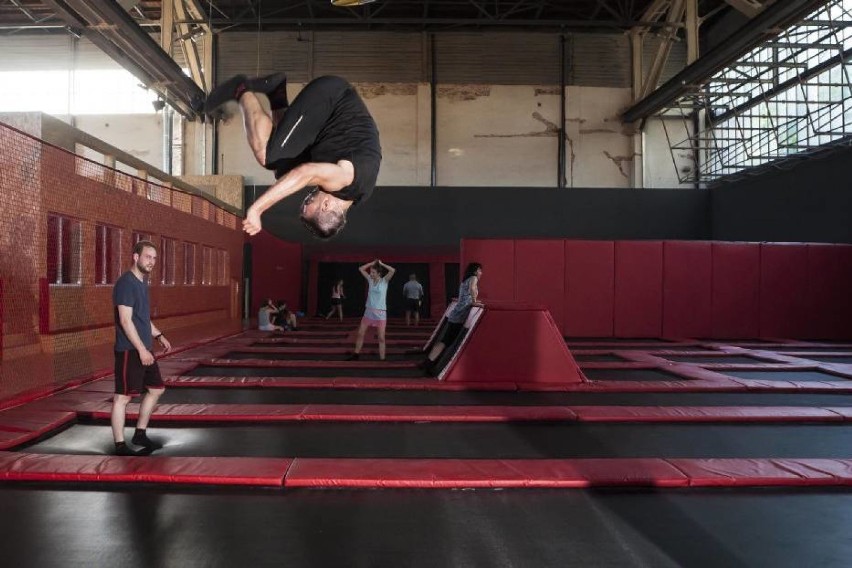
[114,350,164,395]
[405,298,421,312]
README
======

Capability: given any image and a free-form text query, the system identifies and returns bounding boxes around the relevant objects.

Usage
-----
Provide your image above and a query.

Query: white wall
[73,114,164,171]
[643,117,695,189]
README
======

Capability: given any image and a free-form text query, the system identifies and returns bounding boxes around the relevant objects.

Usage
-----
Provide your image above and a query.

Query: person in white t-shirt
[347,259,396,361]
[402,274,425,326]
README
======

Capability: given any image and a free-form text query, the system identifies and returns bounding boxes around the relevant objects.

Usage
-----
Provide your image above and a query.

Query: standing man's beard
[136,261,152,274]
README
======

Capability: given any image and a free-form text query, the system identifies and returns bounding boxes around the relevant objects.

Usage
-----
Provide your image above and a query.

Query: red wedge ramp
[442,303,584,384]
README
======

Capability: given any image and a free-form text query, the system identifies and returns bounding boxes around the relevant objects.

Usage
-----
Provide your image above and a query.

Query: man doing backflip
[205,73,382,239]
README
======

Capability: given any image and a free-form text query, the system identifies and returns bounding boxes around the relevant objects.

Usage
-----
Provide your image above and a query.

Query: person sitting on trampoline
[204,73,382,239]
[348,260,396,361]
[273,299,298,330]
[325,279,346,321]
[258,298,285,332]
[420,262,483,376]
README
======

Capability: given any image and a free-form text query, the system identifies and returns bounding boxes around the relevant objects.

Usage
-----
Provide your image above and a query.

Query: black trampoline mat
[573,354,629,363]
[722,370,851,383]
[222,351,423,362]
[158,388,852,407]
[24,423,852,459]
[796,356,852,364]
[582,369,689,382]
[186,365,426,378]
[664,356,770,364]
[1,488,850,568]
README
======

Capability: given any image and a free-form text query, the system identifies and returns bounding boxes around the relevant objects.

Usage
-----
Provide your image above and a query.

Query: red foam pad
[760,243,809,338]
[614,241,663,337]
[515,240,565,331]
[564,240,615,337]
[807,245,852,340]
[669,458,852,487]
[443,305,583,384]
[0,453,291,486]
[663,241,712,338]
[711,243,760,338]
[0,409,76,433]
[570,406,843,422]
[284,458,689,488]
[299,405,578,422]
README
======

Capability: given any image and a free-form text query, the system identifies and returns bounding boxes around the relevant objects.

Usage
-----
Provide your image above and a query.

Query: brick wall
[0,121,243,401]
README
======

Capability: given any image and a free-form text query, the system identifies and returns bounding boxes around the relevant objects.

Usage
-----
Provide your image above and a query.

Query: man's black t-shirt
[271,77,381,204]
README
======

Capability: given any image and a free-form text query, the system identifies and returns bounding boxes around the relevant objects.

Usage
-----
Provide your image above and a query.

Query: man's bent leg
[240,92,274,167]
[111,394,132,443]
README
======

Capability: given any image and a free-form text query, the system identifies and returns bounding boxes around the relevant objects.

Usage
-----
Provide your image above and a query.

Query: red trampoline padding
[0,409,76,433]
[299,405,579,422]
[443,304,583,384]
[0,453,292,486]
[570,406,844,423]
[284,458,690,488]
[669,458,852,487]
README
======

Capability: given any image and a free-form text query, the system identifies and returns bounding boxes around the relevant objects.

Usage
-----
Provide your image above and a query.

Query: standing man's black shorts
[406,298,421,312]
[114,350,164,395]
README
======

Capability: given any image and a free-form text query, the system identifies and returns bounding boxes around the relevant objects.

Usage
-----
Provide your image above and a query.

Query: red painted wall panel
[460,240,515,302]
[760,243,809,339]
[663,241,712,338]
[806,244,852,340]
[514,240,566,331]
[564,241,614,337]
[249,232,302,314]
[711,243,760,339]
[614,241,663,337]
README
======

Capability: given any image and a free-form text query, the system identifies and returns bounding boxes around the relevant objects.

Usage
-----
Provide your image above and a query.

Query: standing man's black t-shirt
[113,271,152,351]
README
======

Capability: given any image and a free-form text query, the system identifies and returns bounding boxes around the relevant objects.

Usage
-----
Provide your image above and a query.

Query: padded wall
[663,241,712,338]
[711,243,760,339]
[807,244,852,339]
[760,244,809,339]
[514,240,565,331]
[614,241,663,337]
[460,239,515,302]
[250,232,302,313]
[564,241,614,337]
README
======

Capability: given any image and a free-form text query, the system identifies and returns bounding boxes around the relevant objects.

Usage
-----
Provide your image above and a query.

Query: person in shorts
[348,260,396,361]
[112,240,171,455]
[402,273,425,326]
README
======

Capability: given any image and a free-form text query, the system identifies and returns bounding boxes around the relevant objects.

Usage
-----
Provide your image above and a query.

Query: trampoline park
[2,1,852,567]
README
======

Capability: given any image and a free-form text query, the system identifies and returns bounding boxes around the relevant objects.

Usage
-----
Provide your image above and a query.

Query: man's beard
[136,261,152,274]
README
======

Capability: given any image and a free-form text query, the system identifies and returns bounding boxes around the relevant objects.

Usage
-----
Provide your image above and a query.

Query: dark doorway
[318,262,431,318]
[444,262,460,303]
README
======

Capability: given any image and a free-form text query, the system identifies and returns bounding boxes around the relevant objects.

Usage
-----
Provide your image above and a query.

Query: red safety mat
[0,453,292,486]
[669,458,852,486]
[284,458,690,488]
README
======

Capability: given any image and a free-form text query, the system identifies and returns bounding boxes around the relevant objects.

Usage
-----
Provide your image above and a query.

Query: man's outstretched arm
[243,161,354,235]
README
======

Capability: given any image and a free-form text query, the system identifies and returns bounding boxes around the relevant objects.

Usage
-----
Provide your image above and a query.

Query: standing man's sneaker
[247,73,289,110]
[132,429,164,451]
[204,74,248,114]
[114,442,151,456]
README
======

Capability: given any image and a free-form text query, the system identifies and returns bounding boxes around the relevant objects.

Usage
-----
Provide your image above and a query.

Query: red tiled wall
[249,231,302,313]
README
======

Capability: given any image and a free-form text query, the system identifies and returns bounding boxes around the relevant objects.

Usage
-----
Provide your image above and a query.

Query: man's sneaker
[131,432,164,451]
[114,442,150,456]
[345,353,360,361]
[204,74,248,114]
[247,72,289,110]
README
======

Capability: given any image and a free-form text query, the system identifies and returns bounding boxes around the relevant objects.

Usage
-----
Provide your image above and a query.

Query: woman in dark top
[325,279,346,321]
[420,262,483,375]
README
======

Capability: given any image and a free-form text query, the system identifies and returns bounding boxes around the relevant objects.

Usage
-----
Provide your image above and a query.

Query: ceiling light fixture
[331,0,376,6]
